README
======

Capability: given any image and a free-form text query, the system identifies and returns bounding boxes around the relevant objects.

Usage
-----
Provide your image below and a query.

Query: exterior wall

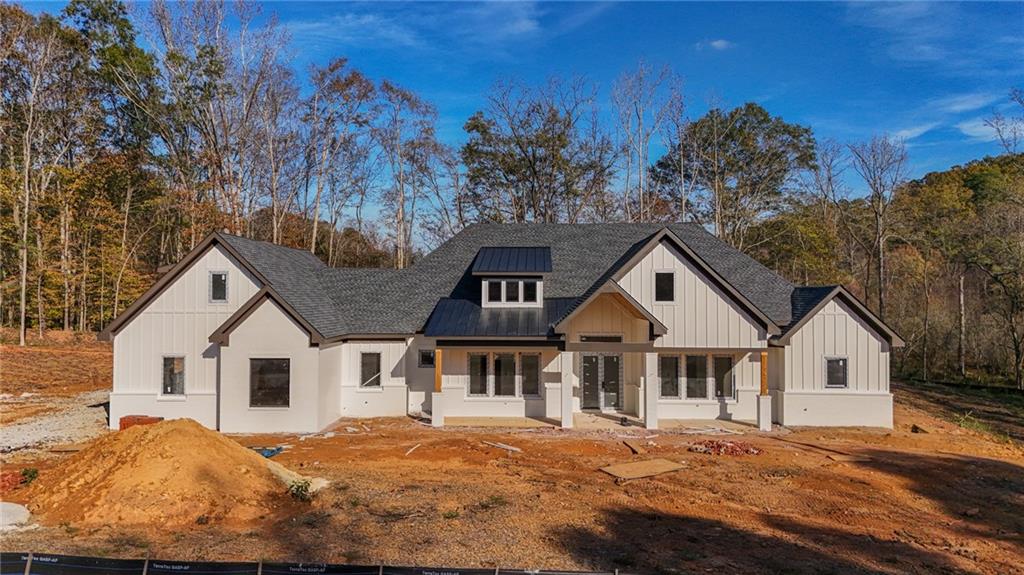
[439,347,560,419]
[565,293,647,414]
[318,344,343,429]
[618,240,767,348]
[405,336,436,415]
[652,350,760,421]
[109,245,262,429]
[774,298,893,427]
[339,340,409,418]
[219,299,321,433]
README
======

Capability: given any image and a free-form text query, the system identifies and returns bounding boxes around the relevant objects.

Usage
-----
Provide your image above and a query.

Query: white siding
[219,299,321,433]
[618,241,766,348]
[405,336,437,414]
[109,245,261,429]
[339,341,409,417]
[439,348,559,418]
[781,299,890,393]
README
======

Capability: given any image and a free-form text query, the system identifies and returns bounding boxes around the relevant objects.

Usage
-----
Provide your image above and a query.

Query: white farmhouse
[102,224,902,433]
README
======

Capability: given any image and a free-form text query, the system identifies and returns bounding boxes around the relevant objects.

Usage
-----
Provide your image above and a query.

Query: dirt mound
[27,419,309,528]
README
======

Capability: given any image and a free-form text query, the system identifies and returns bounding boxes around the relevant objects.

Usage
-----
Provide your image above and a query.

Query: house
[100,223,903,433]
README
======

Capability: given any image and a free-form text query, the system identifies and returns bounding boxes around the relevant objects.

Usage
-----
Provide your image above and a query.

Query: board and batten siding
[617,241,766,349]
[109,245,262,429]
[781,299,890,393]
[338,340,409,417]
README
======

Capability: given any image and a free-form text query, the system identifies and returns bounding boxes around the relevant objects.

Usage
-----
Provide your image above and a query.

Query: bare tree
[848,135,908,320]
[612,61,677,222]
[985,87,1023,154]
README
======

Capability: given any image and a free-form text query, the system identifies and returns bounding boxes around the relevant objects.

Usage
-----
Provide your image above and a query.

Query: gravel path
[0,390,109,454]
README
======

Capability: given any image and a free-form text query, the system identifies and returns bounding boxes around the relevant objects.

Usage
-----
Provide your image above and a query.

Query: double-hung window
[469,353,489,396]
[360,353,382,387]
[685,355,708,399]
[162,356,185,395]
[713,356,735,399]
[494,353,516,396]
[467,352,541,398]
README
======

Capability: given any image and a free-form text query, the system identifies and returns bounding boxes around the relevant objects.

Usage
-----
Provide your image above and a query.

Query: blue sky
[25,1,1024,184]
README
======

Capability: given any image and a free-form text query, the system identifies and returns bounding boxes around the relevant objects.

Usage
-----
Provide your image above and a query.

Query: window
[360,353,382,387]
[654,272,674,302]
[521,354,541,396]
[210,271,228,302]
[523,281,538,303]
[825,358,848,388]
[713,356,735,398]
[469,353,488,395]
[494,353,516,396]
[487,281,503,303]
[418,349,436,368]
[250,359,289,407]
[685,355,708,399]
[504,280,520,302]
[162,356,185,395]
[659,355,680,398]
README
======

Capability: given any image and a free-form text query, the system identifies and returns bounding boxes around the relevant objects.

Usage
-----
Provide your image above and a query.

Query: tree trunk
[958,273,966,380]
[922,259,929,383]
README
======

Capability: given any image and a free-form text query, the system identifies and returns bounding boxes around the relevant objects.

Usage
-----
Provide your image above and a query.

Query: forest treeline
[1,1,1022,388]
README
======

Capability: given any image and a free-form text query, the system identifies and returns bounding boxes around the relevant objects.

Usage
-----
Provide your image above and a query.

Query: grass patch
[951,410,1015,444]
[442,510,460,520]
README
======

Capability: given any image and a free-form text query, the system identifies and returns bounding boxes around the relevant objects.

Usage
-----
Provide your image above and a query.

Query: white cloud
[956,118,999,142]
[695,39,734,51]
[894,122,940,140]
[932,92,1002,114]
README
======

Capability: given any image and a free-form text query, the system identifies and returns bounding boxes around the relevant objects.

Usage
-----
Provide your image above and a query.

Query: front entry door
[581,353,622,410]
[581,355,601,409]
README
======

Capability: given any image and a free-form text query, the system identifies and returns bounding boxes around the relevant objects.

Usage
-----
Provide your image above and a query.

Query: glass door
[602,354,621,409]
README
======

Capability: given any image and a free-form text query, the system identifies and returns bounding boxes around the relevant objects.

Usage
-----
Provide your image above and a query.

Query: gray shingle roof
[220,223,805,339]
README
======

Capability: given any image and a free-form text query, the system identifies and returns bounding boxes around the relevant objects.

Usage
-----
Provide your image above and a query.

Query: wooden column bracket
[760,351,769,396]
[434,348,443,393]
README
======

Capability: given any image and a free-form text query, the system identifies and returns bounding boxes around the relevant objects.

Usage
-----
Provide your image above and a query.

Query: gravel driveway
[0,390,109,454]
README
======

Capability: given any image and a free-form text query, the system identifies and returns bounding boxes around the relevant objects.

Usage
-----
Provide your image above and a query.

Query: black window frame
[521,353,541,396]
[468,353,489,396]
[487,280,503,303]
[713,355,735,399]
[659,355,680,398]
[825,357,848,388]
[654,271,675,303]
[249,358,290,408]
[209,271,228,303]
[523,280,538,303]
[685,354,708,399]
[360,352,382,387]
[162,356,185,396]
[418,349,436,368]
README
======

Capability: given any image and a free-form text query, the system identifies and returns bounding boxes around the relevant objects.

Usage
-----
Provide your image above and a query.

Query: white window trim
[467,351,538,398]
[158,355,186,400]
[467,352,491,397]
[682,354,713,400]
[248,357,291,410]
[418,349,436,368]
[209,270,229,304]
[360,352,383,388]
[824,356,849,389]
[653,269,676,304]
[481,278,543,308]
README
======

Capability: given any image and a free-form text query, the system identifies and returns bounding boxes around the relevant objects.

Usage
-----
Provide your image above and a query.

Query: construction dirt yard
[2,334,1024,575]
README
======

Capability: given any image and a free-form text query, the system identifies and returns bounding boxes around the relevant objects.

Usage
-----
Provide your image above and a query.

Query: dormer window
[473,246,551,309]
[482,278,543,308]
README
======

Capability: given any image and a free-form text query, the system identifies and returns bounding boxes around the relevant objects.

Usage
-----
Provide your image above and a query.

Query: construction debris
[911,424,929,434]
[688,439,762,456]
[600,458,685,480]
[482,441,521,453]
[405,443,421,456]
[623,440,647,455]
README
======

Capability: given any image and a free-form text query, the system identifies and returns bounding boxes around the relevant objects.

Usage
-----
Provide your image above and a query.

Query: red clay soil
[3,400,1022,574]
[1,338,111,397]
[23,419,303,528]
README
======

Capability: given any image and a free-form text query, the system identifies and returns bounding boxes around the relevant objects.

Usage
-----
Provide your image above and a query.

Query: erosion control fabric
[1,554,621,575]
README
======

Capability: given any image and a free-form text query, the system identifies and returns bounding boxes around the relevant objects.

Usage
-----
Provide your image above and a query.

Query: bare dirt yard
[2,334,1023,574]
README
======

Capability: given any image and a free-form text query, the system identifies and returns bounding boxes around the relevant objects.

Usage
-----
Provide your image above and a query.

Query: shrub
[287,479,313,502]
[21,468,38,484]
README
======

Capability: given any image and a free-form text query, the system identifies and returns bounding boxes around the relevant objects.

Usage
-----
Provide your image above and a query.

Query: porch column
[560,350,574,428]
[644,352,658,430]
[757,350,771,432]
[431,349,444,427]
